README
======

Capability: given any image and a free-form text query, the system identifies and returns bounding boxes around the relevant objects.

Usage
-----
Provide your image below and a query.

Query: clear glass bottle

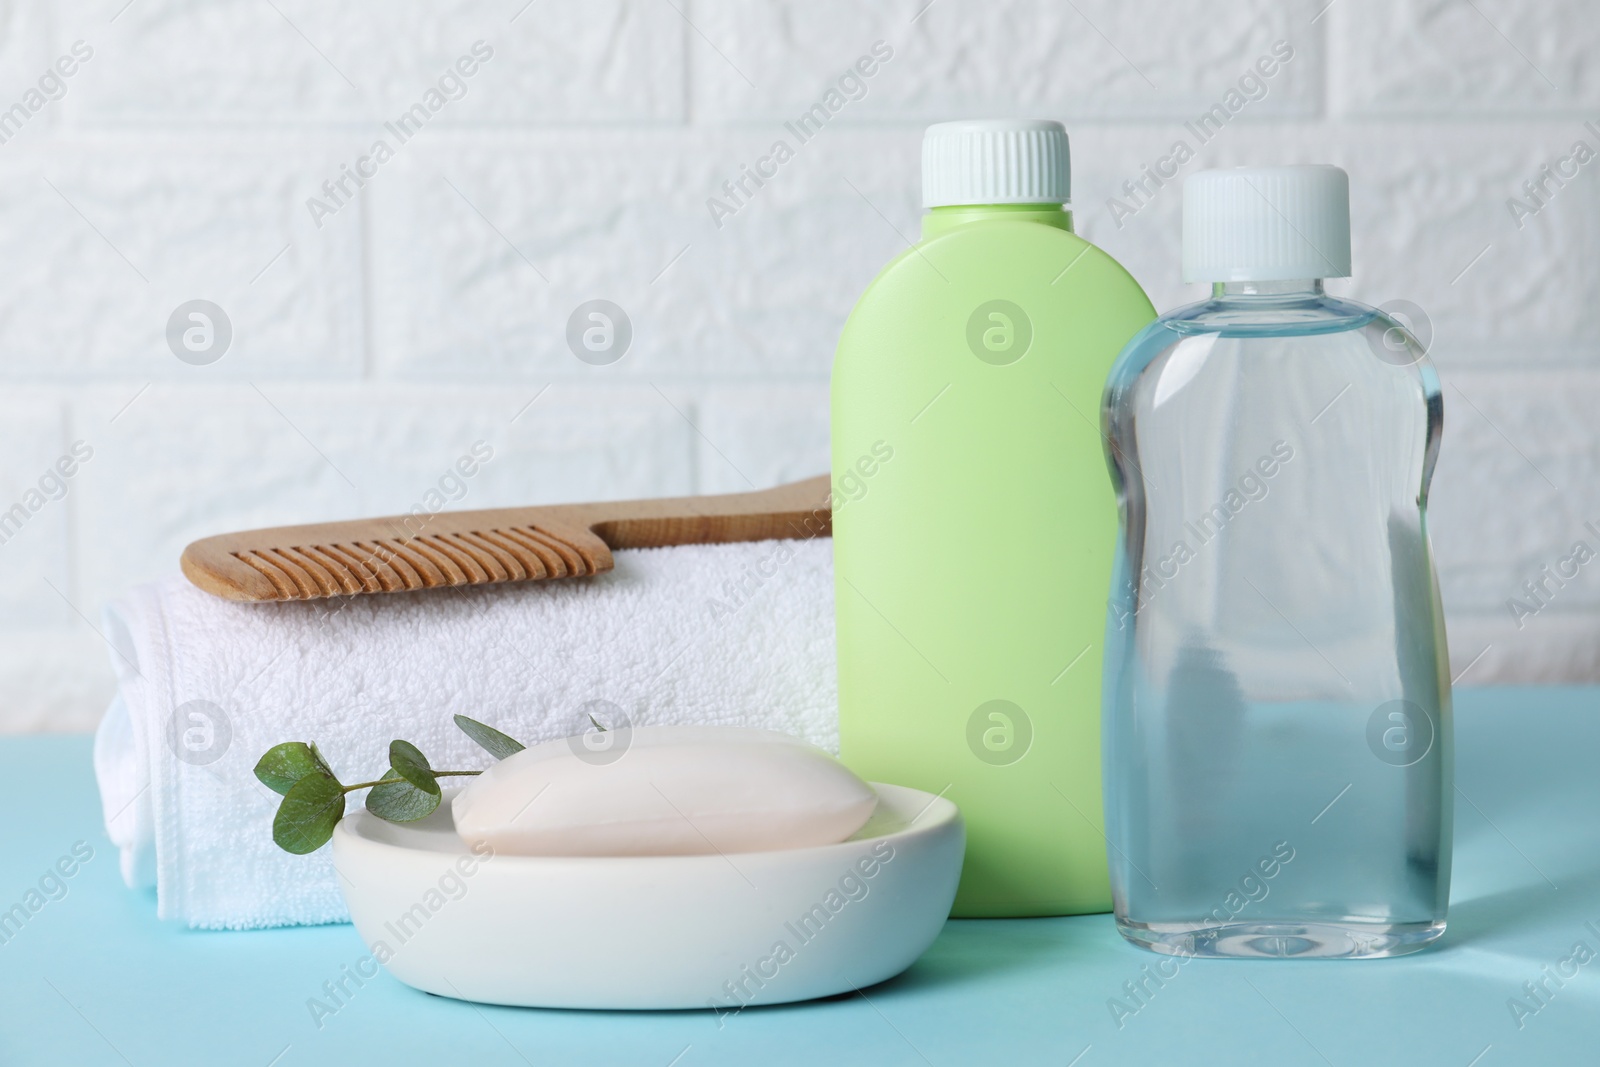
[1100,165,1452,959]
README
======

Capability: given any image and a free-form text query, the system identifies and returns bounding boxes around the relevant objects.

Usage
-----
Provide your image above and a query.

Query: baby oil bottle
[833,120,1156,916]
[1101,165,1452,957]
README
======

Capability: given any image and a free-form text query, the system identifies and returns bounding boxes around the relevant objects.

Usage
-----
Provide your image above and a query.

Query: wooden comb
[181,475,832,603]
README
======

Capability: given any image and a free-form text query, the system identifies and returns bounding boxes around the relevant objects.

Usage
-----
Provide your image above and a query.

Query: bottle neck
[922,202,1073,238]
[1212,279,1325,299]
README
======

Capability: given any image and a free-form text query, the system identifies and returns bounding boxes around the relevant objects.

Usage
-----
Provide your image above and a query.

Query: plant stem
[342,778,402,792]
[341,769,483,793]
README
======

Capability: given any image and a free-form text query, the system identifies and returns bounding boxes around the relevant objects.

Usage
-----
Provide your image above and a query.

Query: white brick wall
[2,0,1596,731]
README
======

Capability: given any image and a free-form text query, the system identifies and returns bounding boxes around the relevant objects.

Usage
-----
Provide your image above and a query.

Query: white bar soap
[452,726,878,857]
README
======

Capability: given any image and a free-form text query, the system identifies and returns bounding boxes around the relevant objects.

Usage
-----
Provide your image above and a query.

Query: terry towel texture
[93,538,836,929]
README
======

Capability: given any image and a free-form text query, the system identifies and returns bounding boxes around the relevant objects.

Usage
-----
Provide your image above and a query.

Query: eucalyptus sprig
[254,715,527,854]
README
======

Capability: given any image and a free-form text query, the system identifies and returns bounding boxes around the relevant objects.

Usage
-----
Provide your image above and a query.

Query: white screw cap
[1182,165,1351,283]
[921,119,1070,208]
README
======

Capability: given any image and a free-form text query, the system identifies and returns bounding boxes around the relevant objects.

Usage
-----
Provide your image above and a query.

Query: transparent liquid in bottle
[1101,279,1452,959]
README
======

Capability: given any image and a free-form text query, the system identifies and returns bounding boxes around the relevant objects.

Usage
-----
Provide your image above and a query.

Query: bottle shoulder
[841,221,1153,350]
[1109,293,1420,383]
[1147,292,1380,339]
[1104,293,1443,417]
[853,221,1142,300]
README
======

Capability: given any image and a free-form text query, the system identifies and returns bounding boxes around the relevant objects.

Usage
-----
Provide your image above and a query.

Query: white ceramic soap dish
[331,783,964,1010]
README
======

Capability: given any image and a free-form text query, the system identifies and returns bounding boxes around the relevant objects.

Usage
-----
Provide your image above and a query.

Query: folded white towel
[94,538,836,930]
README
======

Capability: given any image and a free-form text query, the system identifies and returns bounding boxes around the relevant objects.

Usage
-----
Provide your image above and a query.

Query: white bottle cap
[921,119,1070,208]
[1182,165,1351,283]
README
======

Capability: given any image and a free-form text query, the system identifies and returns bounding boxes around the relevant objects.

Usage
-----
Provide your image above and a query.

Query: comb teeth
[232,526,598,600]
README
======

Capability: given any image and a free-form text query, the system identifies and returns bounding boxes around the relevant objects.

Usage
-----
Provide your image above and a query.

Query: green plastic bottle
[832,119,1156,917]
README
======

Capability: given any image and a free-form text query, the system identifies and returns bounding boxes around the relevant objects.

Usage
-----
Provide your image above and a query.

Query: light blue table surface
[2,686,1597,1067]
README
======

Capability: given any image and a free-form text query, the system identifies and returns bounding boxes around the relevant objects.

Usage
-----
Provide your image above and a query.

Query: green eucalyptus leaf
[255,742,339,797]
[308,742,334,777]
[366,770,443,823]
[388,739,440,795]
[272,772,346,854]
[453,714,525,760]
